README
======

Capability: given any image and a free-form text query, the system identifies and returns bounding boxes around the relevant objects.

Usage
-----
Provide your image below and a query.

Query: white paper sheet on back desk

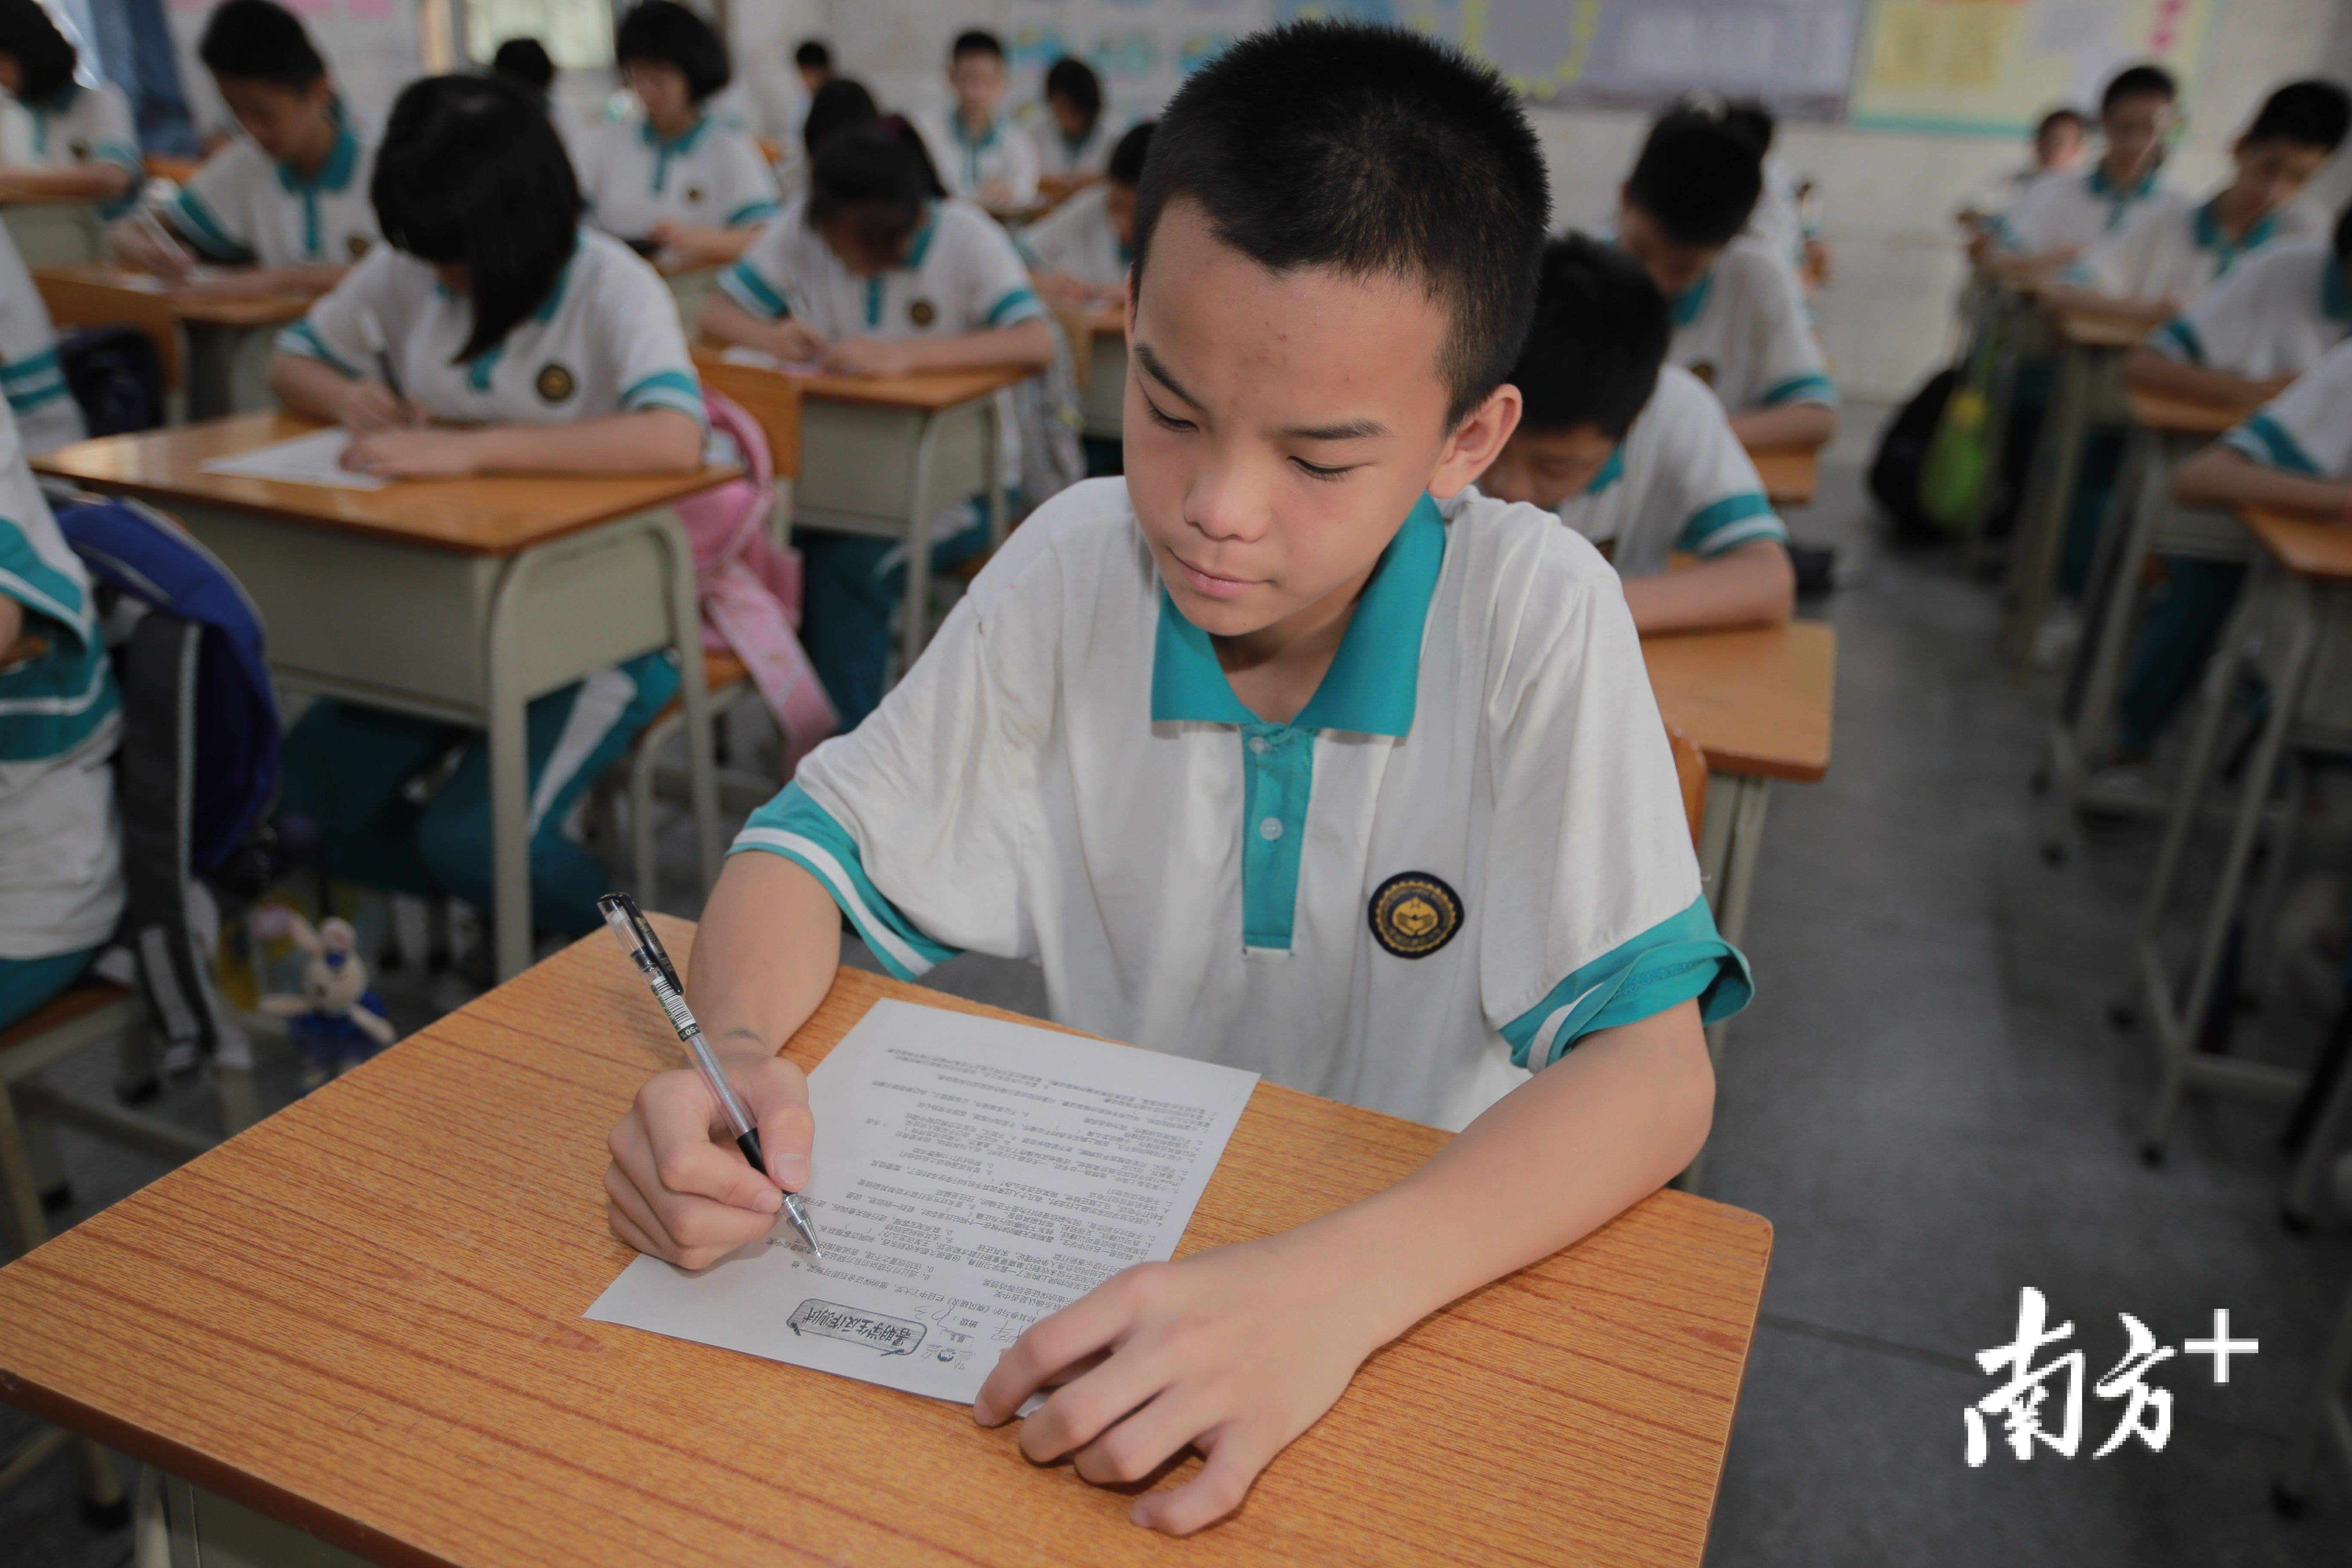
[585,998,1260,1404]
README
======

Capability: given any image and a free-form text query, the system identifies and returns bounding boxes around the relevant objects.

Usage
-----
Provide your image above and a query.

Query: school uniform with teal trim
[0,403,120,1026]
[1017,183,1127,289]
[724,196,1046,725]
[20,79,141,218]
[1491,365,1785,579]
[732,478,1749,1131]
[1994,162,2169,257]
[914,107,1039,205]
[161,110,378,268]
[1659,242,1835,417]
[0,221,81,452]
[2148,239,2352,379]
[1027,114,1115,182]
[2075,193,2320,304]
[2222,335,2352,481]
[575,114,780,242]
[272,230,701,937]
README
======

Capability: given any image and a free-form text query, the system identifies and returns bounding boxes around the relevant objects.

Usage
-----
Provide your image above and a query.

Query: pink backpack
[674,391,838,775]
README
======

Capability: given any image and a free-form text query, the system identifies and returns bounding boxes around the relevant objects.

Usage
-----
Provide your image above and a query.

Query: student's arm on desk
[268,351,416,433]
[178,261,349,299]
[697,292,830,364]
[1727,401,1834,450]
[1624,539,1795,634]
[2122,346,2291,409]
[975,998,1714,1535]
[823,315,1053,377]
[2173,443,2352,516]
[0,163,132,203]
[2039,283,2176,325]
[649,222,761,265]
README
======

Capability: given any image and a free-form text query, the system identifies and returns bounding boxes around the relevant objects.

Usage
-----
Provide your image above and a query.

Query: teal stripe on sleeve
[621,368,708,424]
[2226,413,2322,475]
[162,188,250,262]
[2153,317,2204,364]
[1677,491,1783,556]
[0,348,61,386]
[729,782,961,980]
[983,285,1044,326]
[91,143,142,219]
[5,377,70,413]
[1761,372,1838,407]
[1498,896,1751,1070]
[275,318,360,378]
[724,199,781,227]
[720,259,789,319]
[0,515,85,629]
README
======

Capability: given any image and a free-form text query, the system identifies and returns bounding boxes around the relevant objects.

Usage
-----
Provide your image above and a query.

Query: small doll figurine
[253,908,395,1090]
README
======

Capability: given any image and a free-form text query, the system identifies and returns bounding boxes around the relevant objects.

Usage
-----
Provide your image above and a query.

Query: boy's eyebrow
[1134,340,1387,441]
[1133,341,1202,407]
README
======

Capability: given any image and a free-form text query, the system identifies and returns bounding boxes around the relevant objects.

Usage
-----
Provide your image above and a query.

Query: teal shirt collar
[1669,269,1713,328]
[901,206,940,270]
[640,113,712,156]
[2191,196,2278,268]
[534,236,582,322]
[276,108,360,196]
[2324,259,2352,324]
[1585,446,1626,495]
[951,111,1002,150]
[2085,162,2159,200]
[1150,493,1446,736]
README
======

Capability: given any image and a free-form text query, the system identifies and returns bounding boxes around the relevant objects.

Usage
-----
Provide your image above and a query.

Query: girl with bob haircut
[0,0,140,214]
[1032,55,1113,200]
[576,0,778,266]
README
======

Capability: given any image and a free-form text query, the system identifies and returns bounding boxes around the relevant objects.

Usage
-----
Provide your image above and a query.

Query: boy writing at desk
[608,22,1745,1536]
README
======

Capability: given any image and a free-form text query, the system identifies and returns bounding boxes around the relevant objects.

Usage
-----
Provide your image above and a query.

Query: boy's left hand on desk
[343,427,485,479]
[821,337,920,377]
[973,1229,1393,1536]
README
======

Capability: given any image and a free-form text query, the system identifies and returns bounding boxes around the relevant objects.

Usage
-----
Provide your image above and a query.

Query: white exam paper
[199,428,390,491]
[719,343,825,376]
[585,998,1260,1404]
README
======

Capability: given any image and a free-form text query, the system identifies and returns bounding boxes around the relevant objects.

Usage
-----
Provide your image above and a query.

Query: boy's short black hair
[802,76,877,159]
[2246,80,2352,152]
[1107,120,1152,187]
[879,112,946,199]
[2037,106,2087,139]
[1510,235,1669,440]
[615,0,729,103]
[0,0,77,104]
[2101,64,2177,113]
[809,124,931,256]
[374,75,579,364]
[1130,21,1548,427]
[950,29,1003,64]
[1625,108,1764,250]
[1044,56,1102,126]
[1721,98,1776,157]
[199,0,325,90]
[794,39,830,72]
[490,37,554,94]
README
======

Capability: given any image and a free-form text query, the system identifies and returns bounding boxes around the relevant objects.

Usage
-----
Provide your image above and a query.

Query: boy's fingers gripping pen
[598,893,827,1259]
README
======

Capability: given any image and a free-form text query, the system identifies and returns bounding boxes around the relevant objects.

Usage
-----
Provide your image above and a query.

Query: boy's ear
[1427,383,1523,500]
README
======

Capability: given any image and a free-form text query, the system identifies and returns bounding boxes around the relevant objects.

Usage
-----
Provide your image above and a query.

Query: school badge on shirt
[67,139,88,160]
[1689,361,1717,387]
[536,362,576,403]
[685,185,705,205]
[909,298,937,327]
[1368,871,1463,959]
[347,235,371,259]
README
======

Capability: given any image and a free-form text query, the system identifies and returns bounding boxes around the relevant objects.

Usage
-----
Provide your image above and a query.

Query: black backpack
[59,325,166,437]
[1868,366,1960,542]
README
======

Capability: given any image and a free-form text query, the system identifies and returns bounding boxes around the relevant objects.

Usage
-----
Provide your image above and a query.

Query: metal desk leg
[2285,1052,2352,1228]
[1677,774,1771,1195]
[2006,340,2092,677]
[2044,426,2161,856]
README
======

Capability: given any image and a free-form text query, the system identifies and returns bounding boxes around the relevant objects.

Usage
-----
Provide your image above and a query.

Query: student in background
[1022,119,1150,306]
[2172,331,2352,514]
[575,0,778,266]
[1985,66,2177,274]
[109,0,376,297]
[701,125,1051,723]
[269,75,704,941]
[2055,80,2347,323]
[1957,107,2087,233]
[1721,98,1803,274]
[0,401,120,1031]
[1476,236,1792,634]
[0,0,140,216]
[799,77,876,163]
[781,38,829,148]
[1031,55,1112,201]
[915,29,1038,208]
[1614,107,1836,450]
[608,25,1735,1534]
[0,220,79,452]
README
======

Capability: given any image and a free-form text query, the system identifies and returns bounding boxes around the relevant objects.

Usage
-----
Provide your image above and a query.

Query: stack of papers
[199,428,389,492]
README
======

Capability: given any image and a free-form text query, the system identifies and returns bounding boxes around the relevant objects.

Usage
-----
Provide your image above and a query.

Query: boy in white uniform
[609,22,1738,1538]
[1612,107,1836,450]
[0,0,139,218]
[1989,65,2177,271]
[1030,56,1114,200]
[2174,333,2352,508]
[0,397,119,1030]
[703,126,1053,723]
[1476,236,1792,634]
[111,0,377,291]
[0,219,78,450]
[915,30,1038,208]
[576,1,778,266]
[1020,121,1150,305]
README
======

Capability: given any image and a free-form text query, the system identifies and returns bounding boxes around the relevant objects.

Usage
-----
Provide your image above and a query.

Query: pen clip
[595,891,683,993]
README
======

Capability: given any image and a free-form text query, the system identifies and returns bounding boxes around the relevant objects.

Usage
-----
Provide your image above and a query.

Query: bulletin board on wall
[1849,0,2217,135]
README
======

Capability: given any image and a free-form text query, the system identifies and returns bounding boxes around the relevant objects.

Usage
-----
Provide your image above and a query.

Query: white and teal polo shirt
[1994,162,2171,258]
[0,406,121,960]
[576,113,780,242]
[722,196,1044,341]
[730,478,1749,1131]
[1485,365,1785,579]
[1661,242,1835,418]
[2150,238,2352,380]
[278,228,705,429]
[2074,192,2321,305]
[0,222,80,454]
[1027,113,1116,182]
[2221,333,2352,481]
[914,108,1039,205]
[24,78,140,217]
[1016,182,1128,290]
[161,109,378,269]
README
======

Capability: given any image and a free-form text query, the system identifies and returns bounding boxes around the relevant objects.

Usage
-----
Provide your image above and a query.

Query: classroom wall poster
[1848,0,2217,135]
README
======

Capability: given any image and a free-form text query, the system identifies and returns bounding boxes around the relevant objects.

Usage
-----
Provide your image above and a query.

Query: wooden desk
[33,412,735,979]
[0,928,1772,1567]
[35,263,315,414]
[1743,443,1819,509]
[2123,385,2256,438]
[695,349,1031,672]
[142,153,202,185]
[1057,303,1126,441]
